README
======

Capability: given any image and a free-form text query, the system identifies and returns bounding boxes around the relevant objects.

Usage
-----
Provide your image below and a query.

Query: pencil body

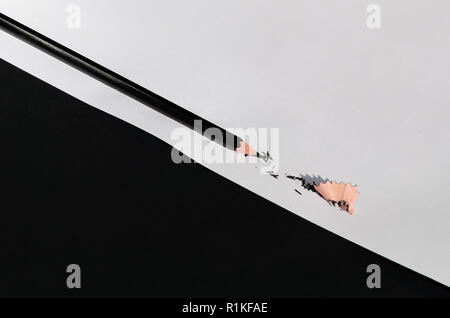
[0,12,242,151]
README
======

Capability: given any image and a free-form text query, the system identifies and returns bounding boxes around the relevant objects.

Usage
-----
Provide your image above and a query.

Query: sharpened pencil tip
[235,141,258,157]
[235,141,273,162]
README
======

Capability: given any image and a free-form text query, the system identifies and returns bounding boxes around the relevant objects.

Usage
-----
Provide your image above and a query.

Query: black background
[0,58,449,298]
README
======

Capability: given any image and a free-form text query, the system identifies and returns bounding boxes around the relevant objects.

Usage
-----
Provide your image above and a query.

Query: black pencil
[0,12,261,157]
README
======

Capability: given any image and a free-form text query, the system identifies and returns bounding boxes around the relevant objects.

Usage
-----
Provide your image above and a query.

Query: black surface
[0,58,449,298]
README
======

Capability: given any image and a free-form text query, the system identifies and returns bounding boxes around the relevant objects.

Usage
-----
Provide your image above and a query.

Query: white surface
[1,0,449,286]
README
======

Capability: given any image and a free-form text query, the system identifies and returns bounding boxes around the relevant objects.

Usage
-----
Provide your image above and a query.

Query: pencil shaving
[313,181,359,215]
[283,174,359,214]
